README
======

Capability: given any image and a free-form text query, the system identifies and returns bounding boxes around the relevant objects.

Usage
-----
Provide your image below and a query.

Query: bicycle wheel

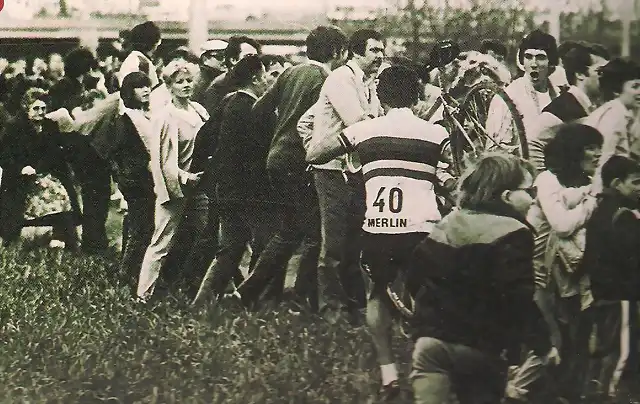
[450,81,527,177]
[362,263,415,320]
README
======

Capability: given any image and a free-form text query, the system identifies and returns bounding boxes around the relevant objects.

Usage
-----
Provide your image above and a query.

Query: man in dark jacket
[192,55,278,305]
[236,26,349,310]
[406,154,550,404]
[580,155,640,400]
[201,36,262,116]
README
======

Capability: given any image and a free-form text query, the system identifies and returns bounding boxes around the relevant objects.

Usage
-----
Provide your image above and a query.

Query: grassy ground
[0,245,416,404]
[4,204,640,403]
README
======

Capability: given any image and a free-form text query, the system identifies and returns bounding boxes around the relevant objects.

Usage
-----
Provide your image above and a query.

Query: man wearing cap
[487,30,561,149]
[193,39,228,105]
[201,36,262,115]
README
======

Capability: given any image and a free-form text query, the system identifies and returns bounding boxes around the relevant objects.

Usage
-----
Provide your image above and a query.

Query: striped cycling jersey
[340,108,449,234]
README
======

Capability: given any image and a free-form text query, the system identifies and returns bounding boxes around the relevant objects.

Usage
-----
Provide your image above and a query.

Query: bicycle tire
[450,81,528,177]
[362,264,415,320]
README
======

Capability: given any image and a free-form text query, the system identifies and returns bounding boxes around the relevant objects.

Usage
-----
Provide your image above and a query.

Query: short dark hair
[120,71,151,109]
[544,123,603,187]
[349,29,383,57]
[518,29,559,67]
[306,25,348,63]
[228,54,264,88]
[128,21,161,54]
[480,40,507,59]
[96,42,121,61]
[225,36,262,64]
[598,58,640,100]
[167,46,199,64]
[377,65,421,108]
[260,54,287,69]
[562,44,594,85]
[557,40,581,58]
[601,155,640,188]
[64,47,98,78]
[588,43,610,60]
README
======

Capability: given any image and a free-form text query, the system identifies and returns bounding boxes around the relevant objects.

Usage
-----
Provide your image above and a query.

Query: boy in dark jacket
[407,154,552,404]
[580,155,640,400]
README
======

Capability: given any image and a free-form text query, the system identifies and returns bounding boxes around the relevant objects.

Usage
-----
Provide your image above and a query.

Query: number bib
[364,176,441,234]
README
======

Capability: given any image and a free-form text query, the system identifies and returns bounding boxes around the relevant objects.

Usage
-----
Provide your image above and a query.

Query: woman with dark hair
[117,21,170,112]
[0,87,80,248]
[527,122,603,402]
[100,72,155,289]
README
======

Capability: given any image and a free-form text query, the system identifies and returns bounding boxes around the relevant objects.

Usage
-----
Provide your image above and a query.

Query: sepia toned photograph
[0,0,639,402]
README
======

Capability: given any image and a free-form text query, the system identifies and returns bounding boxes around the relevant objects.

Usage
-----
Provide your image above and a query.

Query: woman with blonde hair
[137,60,209,301]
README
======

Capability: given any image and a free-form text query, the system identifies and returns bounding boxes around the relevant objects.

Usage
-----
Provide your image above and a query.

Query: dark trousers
[119,189,154,290]
[67,137,111,252]
[161,192,209,295]
[165,194,222,296]
[550,295,591,400]
[237,170,320,308]
[313,169,367,313]
[193,201,279,301]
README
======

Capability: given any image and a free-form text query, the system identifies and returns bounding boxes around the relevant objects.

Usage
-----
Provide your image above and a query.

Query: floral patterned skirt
[23,173,72,221]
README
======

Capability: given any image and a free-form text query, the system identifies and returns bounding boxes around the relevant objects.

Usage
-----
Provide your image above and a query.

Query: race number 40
[372,186,404,213]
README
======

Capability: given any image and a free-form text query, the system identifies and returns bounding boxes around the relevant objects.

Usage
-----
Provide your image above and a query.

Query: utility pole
[407,0,421,60]
[188,0,208,54]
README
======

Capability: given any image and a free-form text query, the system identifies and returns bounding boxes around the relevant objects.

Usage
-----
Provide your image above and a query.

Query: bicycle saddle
[428,40,461,68]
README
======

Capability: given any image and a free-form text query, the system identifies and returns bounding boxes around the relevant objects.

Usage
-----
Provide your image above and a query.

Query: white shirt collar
[568,86,593,113]
[346,60,365,82]
[236,89,258,101]
[307,60,331,75]
[386,107,415,117]
[611,98,635,119]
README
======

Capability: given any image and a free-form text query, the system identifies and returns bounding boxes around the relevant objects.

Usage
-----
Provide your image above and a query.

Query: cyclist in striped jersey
[306,65,450,401]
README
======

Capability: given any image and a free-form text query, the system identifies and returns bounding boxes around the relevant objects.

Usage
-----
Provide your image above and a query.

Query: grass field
[0,241,419,404]
[4,204,640,403]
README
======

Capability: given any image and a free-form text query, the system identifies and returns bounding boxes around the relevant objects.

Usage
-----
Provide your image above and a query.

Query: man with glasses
[202,36,262,115]
[193,39,228,105]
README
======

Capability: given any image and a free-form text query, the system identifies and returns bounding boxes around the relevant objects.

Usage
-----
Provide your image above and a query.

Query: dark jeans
[550,295,591,400]
[193,201,279,302]
[237,170,320,308]
[411,336,508,404]
[67,138,111,253]
[166,194,222,296]
[313,169,366,313]
[119,189,154,290]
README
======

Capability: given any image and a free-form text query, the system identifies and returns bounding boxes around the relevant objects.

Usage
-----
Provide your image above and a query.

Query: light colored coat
[150,101,209,205]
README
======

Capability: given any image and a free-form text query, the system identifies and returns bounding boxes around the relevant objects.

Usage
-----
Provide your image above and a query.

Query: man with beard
[306,29,385,324]
[487,30,561,149]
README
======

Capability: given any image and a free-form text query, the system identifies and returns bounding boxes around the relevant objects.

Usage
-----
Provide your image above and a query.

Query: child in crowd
[579,155,640,401]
